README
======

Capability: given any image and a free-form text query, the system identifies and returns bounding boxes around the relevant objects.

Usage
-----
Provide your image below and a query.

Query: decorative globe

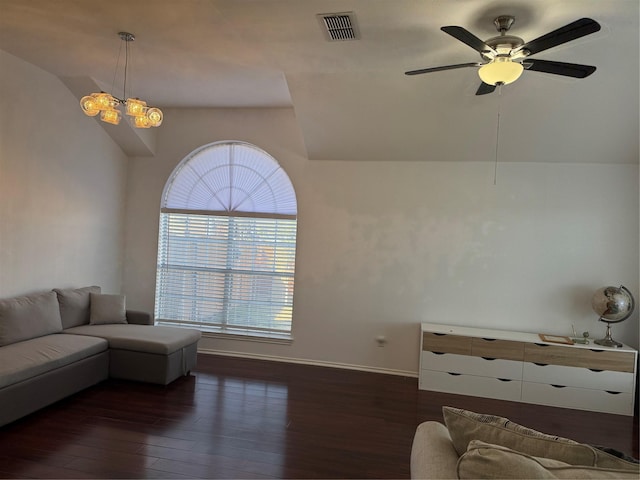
[591,285,635,347]
[591,286,635,323]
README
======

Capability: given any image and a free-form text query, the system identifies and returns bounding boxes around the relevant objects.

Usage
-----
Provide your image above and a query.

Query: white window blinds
[155,142,297,338]
[162,142,296,215]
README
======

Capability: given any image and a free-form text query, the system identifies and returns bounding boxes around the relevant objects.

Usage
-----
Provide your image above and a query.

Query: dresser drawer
[523,363,635,393]
[419,370,522,401]
[521,382,634,415]
[471,337,525,361]
[524,344,636,372]
[422,333,471,355]
[422,351,523,380]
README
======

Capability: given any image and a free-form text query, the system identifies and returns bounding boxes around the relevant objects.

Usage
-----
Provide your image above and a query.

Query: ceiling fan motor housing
[482,35,525,60]
[494,15,515,32]
[481,16,525,61]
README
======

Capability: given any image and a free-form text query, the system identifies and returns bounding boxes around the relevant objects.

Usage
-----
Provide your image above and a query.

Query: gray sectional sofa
[0,286,201,427]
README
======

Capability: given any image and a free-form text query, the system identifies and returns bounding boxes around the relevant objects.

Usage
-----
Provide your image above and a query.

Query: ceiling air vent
[317,12,359,41]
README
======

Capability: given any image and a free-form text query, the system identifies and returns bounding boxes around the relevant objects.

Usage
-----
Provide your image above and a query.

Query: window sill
[156,321,293,345]
[201,330,293,345]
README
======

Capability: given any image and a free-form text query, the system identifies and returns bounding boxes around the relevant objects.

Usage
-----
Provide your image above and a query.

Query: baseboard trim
[197,348,418,378]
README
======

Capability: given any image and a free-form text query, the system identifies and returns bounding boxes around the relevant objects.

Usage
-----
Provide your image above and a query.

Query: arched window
[154,141,297,340]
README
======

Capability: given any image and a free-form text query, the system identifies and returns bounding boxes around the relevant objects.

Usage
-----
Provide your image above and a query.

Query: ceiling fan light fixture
[478,56,524,86]
[405,17,600,95]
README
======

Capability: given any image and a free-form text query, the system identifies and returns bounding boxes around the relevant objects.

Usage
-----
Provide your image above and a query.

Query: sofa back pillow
[90,293,127,325]
[457,440,639,479]
[0,291,63,346]
[592,447,639,470]
[53,286,101,329]
[442,406,597,466]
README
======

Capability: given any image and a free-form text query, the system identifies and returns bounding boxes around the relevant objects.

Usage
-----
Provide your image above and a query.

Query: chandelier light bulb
[100,108,122,125]
[126,98,147,117]
[80,96,100,116]
[146,107,163,127]
[134,115,151,128]
[478,57,524,86]
[94,93,117,110]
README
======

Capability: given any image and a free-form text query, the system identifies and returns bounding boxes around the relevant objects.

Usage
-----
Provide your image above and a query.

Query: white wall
[0,50,128,298]
[123,107,639,375]
[1,50,636,377]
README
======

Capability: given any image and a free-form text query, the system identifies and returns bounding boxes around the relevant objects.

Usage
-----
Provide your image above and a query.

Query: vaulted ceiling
[1,0,638,163]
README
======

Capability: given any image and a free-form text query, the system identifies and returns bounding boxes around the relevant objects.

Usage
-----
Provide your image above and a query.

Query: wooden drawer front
[524,344,635,372]
[523,363,635,393]
[471,338,525,361]
[422,333,471,355]
[521,382,633,416]
[422,352,523,380]
[419,370,521,401]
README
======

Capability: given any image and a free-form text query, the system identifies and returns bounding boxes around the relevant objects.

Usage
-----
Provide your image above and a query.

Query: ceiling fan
[405,16,601,95]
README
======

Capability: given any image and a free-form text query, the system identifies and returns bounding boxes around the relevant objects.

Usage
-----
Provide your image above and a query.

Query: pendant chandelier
[80,32,163,128]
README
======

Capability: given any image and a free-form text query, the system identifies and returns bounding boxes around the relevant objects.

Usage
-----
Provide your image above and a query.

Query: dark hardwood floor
[0,354,637,479]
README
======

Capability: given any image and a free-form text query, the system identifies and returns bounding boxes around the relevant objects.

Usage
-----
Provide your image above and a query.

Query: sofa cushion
[0,291,63,347]
[89,293,127,325]
[53,286,101,329]
[64,324,201,355]
[457,440,639,479]
[0,333,108,388]
[443,406,597,466]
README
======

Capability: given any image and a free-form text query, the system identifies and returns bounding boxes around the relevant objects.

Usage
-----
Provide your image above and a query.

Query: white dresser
[419,322,638,416]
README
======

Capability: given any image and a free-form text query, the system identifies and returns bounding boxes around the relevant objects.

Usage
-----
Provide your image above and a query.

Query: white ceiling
[0,0,638,163]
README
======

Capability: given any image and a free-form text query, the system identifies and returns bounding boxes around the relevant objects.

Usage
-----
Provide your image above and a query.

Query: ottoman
[64,324,201,385]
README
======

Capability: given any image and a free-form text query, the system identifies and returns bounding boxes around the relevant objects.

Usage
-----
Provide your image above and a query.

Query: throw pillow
[0,291,63,346]
[89,293,127,325]
[442,406,597,466]
[53,285,101,329]
[457,440,639,479]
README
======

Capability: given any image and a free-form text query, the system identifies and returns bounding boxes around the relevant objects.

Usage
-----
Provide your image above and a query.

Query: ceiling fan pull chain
[493,94,503,185]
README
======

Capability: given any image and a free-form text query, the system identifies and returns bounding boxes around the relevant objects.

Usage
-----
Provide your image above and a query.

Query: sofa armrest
[411,421,459,479]
[126,310,153,325]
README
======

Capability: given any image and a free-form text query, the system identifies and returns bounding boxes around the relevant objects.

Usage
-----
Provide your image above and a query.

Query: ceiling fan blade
[475,83,496,95]
[525,59,596,78]
[441,26,496,54]
[405,62,481,76]
[519,18,601,56]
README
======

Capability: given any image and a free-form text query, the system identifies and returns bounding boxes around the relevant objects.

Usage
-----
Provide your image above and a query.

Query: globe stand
[594,322,623,348]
